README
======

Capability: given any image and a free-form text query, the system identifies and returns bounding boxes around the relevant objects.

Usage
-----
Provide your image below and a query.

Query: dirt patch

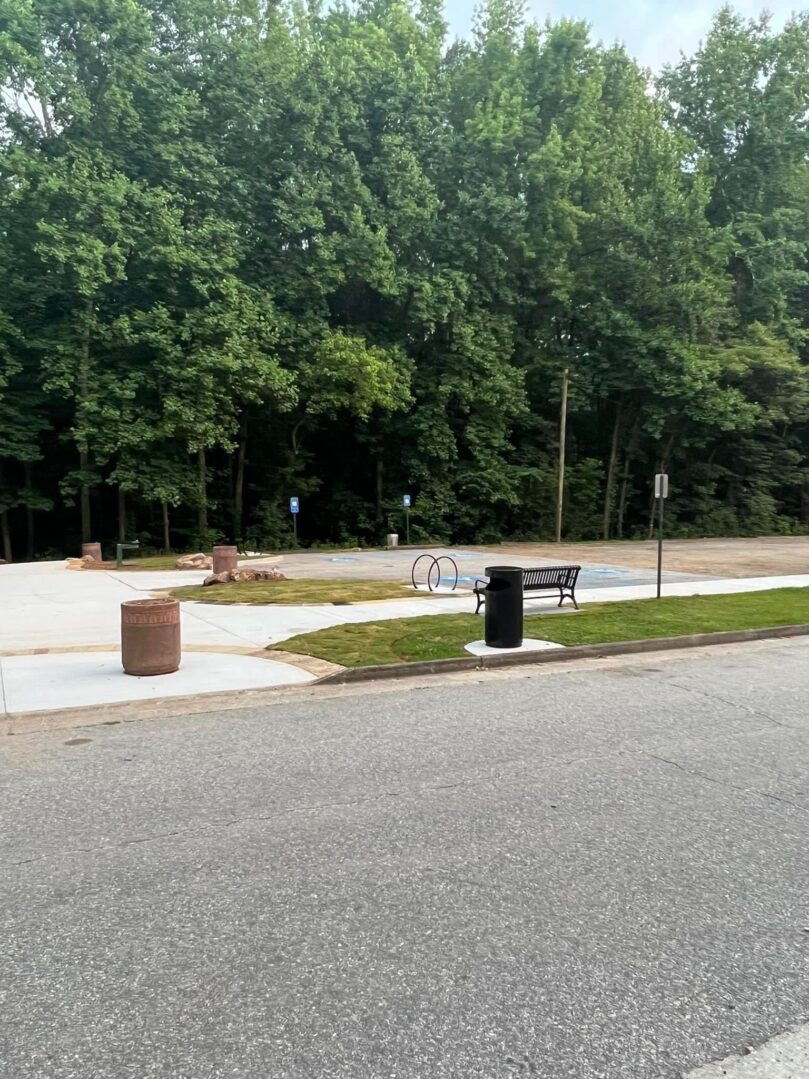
[479,536,809,578]
[267,536,809,582]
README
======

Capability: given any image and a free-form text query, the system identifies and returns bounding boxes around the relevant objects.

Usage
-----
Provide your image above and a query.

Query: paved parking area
[261,545,708,587]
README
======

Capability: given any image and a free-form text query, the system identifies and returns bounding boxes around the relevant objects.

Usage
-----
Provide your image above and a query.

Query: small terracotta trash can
[121,598,181,676]
[212,545,238,575]
[82,542,102,561]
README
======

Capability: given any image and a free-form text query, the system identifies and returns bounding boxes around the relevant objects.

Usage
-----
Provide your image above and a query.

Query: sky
[443,0,797,69]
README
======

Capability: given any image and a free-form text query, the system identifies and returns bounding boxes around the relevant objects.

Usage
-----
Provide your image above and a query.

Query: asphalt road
[2,639,809,1078]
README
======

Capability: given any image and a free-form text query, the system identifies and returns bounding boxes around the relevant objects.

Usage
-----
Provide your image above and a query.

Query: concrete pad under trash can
[464,638,565,657]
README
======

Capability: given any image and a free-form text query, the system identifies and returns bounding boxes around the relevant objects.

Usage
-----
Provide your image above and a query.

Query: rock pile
[66,555,104,570]
[203,567,285,587]
[175,553,213,569]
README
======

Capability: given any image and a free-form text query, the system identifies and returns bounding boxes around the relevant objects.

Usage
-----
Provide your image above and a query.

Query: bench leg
[475,593,483,614]
[558,589,579,610]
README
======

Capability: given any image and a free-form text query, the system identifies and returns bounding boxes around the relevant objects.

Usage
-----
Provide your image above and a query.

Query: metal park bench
[473,565,581,614]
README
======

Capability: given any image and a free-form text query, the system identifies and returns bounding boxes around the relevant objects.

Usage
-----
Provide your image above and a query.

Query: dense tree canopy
[1,0,809,558]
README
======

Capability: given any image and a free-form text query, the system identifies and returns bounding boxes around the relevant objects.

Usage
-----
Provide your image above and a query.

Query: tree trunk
[162,502,171,553]
[602,403,622,540]
[118,487,126,543]
[616,464,632,539]
[24,462,34,560]
[0,507,11,563]
[291,420,304,457]
[234,418,247,543]
[79,298,93,544]
[197,448,208,539]
[376,457,384,523]
[616,420,640,540]
[79,450,92,543]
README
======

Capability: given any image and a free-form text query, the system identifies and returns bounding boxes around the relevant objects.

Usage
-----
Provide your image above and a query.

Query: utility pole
[555,367,569,544]
[655,473,669,598]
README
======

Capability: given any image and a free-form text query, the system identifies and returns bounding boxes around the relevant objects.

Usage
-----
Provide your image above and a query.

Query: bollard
[483,566,524,648]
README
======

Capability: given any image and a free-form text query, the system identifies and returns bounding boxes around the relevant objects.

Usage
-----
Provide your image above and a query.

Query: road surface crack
[657,675,799,732]
[2,771,524,869]
[646,753,809,816]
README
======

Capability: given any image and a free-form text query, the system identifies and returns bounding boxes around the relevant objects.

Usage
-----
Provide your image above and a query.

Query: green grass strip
[270,586,809,667]
[172,578,440,605]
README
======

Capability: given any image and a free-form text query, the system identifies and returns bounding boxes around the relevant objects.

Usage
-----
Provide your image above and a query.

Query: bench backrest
[524,565,580,590]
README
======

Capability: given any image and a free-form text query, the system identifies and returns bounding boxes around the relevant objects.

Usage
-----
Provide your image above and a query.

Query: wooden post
[555,368,569,544]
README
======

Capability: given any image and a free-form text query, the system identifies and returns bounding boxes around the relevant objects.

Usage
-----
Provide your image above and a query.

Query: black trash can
[484,566,524,648]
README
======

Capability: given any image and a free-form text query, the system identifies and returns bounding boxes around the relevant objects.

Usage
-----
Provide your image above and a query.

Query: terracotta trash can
[82,542,102,561]
[121,598,181,676]
[212,544,238,575]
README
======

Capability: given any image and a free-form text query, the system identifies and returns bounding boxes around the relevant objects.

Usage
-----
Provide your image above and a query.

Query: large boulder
[176,552,213,570]
[203,571,230,586]
[203,567,286,587]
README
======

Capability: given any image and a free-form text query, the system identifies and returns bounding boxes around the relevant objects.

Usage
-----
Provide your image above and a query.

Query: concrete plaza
[3,540,809,715]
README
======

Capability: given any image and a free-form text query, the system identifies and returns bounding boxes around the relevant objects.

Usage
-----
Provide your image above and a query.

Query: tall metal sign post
[289,496,299,546]
[403,494,411,545]
[655,474,669,598]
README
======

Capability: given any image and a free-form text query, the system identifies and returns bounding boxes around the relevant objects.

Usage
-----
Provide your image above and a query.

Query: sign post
[289,496,299,546]
[403,494,411,545]
[654,474,669,598]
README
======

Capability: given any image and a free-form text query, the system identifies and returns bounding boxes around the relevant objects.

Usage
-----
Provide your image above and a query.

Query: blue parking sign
[289,497,299,514]
[403,494,411,508]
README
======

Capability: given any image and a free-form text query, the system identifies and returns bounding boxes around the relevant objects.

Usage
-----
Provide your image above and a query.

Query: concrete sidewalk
[0,650,315,715]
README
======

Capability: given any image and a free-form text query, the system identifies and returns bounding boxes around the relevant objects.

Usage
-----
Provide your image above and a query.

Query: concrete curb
[317,622,809,685]
[7,622,809,737]
[0,681,324,737]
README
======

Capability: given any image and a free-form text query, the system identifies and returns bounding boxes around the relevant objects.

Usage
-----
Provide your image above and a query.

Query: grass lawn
[116,554,187,570]
[171,579,442,605]
[269,586,809,667]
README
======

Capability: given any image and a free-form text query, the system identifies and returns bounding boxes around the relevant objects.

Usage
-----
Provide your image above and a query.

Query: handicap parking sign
[289,497,299,514]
